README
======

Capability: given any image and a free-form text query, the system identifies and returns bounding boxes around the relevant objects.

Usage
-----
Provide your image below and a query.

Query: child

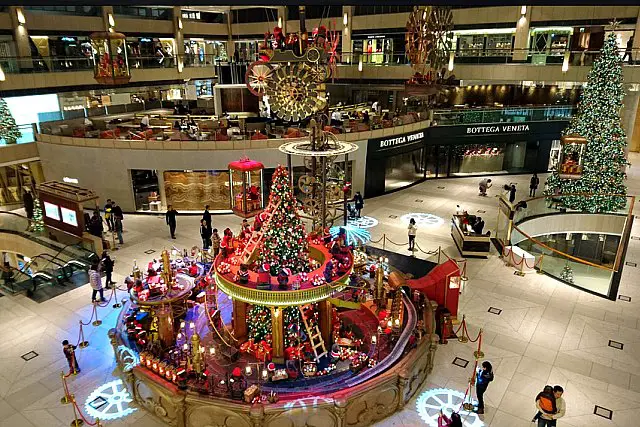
[62,340,80,375]
[532,385,557,422]
[211,228,221,257]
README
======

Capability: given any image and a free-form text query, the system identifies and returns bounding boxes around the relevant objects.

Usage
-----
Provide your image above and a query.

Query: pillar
[622,88,640,152]
[173,7,185,73]
[156,170,167,210]
[633,9,640,64]
[318,299,333,347]
[101,6,114,32]
[8,7,32,71]
[270,307,284,363]
[226,12,236,60]
[342,6,353,64]
[512,6,531,62]
[232,299,247,341]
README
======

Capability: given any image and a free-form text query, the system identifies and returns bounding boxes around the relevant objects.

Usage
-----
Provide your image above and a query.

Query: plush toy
[277,268,291,289]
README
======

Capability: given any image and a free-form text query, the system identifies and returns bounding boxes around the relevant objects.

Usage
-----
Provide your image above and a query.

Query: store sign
[378,131,424,149]
[466,124,530,135]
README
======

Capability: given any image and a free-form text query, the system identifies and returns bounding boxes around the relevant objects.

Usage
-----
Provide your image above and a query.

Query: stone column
[226,11,236,60]
[512,6,531,62]
[632,9,640,64]
[342,6,353,64]
[156,170,167,210]
[8,7,32,71]
[101,6,114,32]
[232,299,247,341]
[270,307,284,363]
[173,7,185,72]
[277,6,287,35]
[622,87,640,153]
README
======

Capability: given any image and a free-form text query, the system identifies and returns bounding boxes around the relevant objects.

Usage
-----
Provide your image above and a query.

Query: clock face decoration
[245,61,274,97]
[416,388,484,427]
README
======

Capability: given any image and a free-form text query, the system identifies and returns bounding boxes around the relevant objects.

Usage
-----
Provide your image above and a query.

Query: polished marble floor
[1,157,640,427]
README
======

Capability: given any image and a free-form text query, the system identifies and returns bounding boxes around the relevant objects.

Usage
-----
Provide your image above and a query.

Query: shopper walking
[475,361,494,415]
[354,191,364,218]
[114,216,124,245]
[509,184,517,203]
[101,251,115,287]
[408,218,417,251]
[111,201,123,221]
[23,189,34,219]
[200,219,212,250]
[166,205,178,239]
[62,340,80,375]
[88,210,103,238]
[202,204,212,230]
[89,261,105,303]
[535,385,565,427]
[529,173,540,197]
[211,228,221,256]
[104,199,114,231]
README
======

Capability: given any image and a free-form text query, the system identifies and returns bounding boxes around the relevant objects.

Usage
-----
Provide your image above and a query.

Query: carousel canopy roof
[228,159,264,172]
[38,181,99,203]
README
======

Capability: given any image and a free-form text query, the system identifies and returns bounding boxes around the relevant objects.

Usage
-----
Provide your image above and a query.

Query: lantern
[558,134,587,179]
[90,32,131,85]
[228,158,265,218]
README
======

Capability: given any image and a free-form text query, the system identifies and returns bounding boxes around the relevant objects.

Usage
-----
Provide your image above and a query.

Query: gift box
[244,384,261,403]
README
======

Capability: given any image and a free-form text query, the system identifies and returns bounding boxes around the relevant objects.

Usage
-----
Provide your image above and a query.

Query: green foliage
[546,33,628,212]
[257,166,310,273]
[247,305,271,342]
[30,198,44,233]
[0,98,21,144]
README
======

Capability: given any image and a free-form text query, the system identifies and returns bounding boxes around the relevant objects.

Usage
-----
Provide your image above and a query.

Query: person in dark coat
[88,211,103,237]
[529,173,540,197]
[354,191,364,218]
[475,361,494,414]
[62,340,80,375]
[166,205,178,239]
[200,219,212,250]
[202,205,212,230]
[101,251,115,287]
[509,184,517,204]
[23,189,34,219]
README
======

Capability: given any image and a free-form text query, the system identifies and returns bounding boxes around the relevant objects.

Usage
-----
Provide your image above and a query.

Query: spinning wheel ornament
[245,61,274,96]
[265,63,327,122]
[416,388,483,427]
[405,6,454,80]
[84,379,137,421]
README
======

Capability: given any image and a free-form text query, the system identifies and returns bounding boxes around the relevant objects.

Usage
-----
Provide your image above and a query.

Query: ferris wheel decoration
[405,6,454,82]
[245,61,275,97]
[84,379,137,421]
[265,63,327,122]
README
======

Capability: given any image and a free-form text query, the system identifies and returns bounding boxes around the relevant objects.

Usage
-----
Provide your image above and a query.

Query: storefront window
[530,28,572,64]
[352,37,395,64]
[548,139,561,171]
[486,34,513,56]
[163,170,232,211]
[457,35,484,56]
[131,170,160,211]
[448,142,534,176]
[0,161,43,208]
[384,147,425,192]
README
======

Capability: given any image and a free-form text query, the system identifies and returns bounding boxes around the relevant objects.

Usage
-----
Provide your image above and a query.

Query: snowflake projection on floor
[416,388,484,427]
[330,225,371,246]
[400,213,445,227]
[347,216,379,229]
[84,379,137,421]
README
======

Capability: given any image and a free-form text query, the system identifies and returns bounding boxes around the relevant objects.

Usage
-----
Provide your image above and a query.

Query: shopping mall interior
[1,3,640,427]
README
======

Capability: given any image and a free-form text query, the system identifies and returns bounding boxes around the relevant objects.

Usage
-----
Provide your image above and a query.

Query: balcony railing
[432,105,575,126]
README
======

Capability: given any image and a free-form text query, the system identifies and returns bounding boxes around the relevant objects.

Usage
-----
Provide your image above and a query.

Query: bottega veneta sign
[378,131,424,149]
[466,124,530,135]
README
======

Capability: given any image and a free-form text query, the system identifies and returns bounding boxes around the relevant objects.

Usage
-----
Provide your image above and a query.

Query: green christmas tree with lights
[0,98,21,145]
[30,198,44,233]
[560,263,574,284]
[546,32,628,212]
[247,305,271,342]
[257,165,310,273]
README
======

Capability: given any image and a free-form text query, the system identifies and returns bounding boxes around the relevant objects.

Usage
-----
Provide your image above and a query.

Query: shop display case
[90,32,131,85]
[558,134,587,179]
[228,158,264,218]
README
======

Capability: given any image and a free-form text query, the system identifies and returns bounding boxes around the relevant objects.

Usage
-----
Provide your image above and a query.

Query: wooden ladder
[239,199,281,265]
[299,305,327,361]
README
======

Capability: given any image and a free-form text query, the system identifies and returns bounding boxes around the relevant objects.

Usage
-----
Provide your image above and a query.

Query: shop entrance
[131,169,160,211]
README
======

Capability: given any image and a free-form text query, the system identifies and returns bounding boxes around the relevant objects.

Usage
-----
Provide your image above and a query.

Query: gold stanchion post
[60,372,71,404]
[112,286,122,308]
[69,394,84,426]
[78,321,89,348]
[537,254,545,274]
[92,302,102,327]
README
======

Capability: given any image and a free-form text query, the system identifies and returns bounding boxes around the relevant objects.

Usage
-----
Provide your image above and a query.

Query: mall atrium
[1,2,640,427]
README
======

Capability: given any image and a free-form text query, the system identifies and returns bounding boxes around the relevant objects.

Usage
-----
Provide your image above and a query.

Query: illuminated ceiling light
[562,52,570,73]
[0,66,5,82]
[521,5,527,15]
[16,8,25,25]
[358,58,363,72]
[108,13,115,27]
[448,51,454,72]
[178,17,183,30]
[343,12,348,26]
[278,16,282,28]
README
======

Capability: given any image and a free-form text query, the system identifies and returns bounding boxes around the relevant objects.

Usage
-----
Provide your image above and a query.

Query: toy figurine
[277,268,291,290]
[237,264,250,284]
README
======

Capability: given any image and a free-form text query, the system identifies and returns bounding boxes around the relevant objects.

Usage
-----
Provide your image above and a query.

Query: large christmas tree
[257,166,310,272]
[0,98,21,145]
[546,32,628,212]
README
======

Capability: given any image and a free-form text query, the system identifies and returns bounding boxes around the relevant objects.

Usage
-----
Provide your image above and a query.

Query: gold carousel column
[155,304,175,348]
[271,307,284,363]
[318,299,333,346]
[233,299,248,341]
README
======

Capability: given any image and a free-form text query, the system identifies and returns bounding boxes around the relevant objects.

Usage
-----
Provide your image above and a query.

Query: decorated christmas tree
[0,98,21,145]
[30,198,44,233]
[247,305,272,342]
[545,32,628,212]
[257,166,309,272]
[560,263,574,284]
